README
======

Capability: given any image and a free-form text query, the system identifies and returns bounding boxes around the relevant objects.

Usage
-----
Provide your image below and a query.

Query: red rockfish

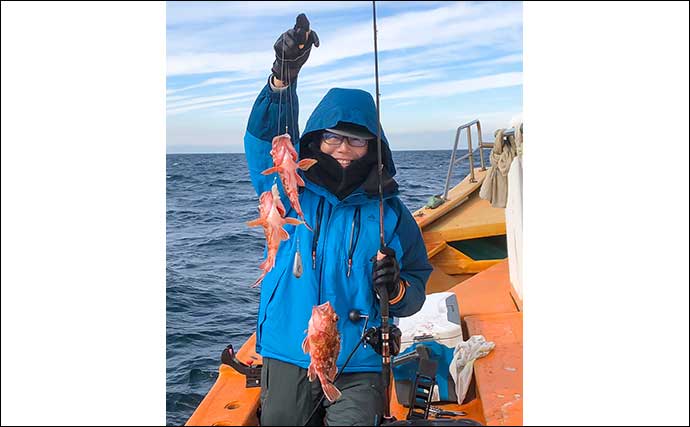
[262,133,317,229]
[246,183,303,287]
[302,301,342,402]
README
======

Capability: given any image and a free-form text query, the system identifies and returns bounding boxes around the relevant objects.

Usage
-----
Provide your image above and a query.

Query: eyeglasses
[321,132,369,148]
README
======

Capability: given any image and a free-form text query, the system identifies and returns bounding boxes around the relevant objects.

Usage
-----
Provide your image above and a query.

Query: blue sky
[166,1,523,153]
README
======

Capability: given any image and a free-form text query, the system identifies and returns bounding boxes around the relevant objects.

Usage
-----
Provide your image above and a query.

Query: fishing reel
[349,310,402,356]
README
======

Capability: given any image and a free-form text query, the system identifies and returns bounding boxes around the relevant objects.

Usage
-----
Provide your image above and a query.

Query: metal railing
[440,120,520,200]
[442,120,495,200]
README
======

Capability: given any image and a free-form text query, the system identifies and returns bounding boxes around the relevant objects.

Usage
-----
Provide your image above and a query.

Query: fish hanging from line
[262,133,317,230]
[246,183,303,287]
[302,301,342,402]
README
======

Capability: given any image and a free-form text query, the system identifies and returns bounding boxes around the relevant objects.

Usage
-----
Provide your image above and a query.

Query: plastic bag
[448,335,495,403]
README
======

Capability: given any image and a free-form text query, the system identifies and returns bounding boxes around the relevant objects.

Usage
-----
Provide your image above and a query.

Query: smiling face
[319,138,369,168]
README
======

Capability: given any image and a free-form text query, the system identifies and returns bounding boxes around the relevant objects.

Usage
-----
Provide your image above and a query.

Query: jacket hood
[300,88,396,177]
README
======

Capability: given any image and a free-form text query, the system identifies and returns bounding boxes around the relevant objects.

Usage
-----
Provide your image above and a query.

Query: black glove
[271,13,320,85]
[372,247,401,300]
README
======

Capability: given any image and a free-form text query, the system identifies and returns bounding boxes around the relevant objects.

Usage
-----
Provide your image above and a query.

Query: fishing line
[288,61,294,136]
[373,2,385,250]
[277,33,285,136]
[372,1,393,422]
[301,333,369,426]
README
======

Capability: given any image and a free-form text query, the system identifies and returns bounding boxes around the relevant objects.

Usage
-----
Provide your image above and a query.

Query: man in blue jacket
[244,14,432,426]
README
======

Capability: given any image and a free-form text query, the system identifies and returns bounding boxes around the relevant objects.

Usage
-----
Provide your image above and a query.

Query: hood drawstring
[346,207,362,278]
[311,197,325,269]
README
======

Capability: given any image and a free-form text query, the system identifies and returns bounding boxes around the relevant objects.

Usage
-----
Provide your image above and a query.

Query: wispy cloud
[167,97,253,115]
[301,69,443,92]
[219,106,251,116]
[166,88,259,115]
[383,72,523,101]
[167,89,258,108]
[167,1,370,26]
[167,2,522,76]
[280,2,522,69]
[167,76,260,94]
[167,51,273,76]
[465,53,523,68]
[166,1,523,152]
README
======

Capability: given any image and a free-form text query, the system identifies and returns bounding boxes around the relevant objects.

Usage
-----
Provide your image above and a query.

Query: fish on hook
[262,133,317,230]
[246,183,304,287]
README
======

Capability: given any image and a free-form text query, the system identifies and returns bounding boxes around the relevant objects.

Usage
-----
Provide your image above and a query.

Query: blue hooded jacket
[243,78,432,372]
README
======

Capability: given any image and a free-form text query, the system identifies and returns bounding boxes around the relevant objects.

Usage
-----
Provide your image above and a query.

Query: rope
[277,33,286,136]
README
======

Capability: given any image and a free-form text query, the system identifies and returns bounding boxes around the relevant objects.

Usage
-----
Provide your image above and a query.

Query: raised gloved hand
[372,247,401,300]
[272,13,320,85]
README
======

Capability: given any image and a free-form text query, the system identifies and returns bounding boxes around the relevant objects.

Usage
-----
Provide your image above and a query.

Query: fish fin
[284,217,303,226]
[307,364,317,382]
[322,381,342,403]
[259,255,276,273]
[295,173,305,187]
[246,218,264,227]
[300,215,313,232]
[298,158,318,171]
[261,166,280,175]
[279,228,289,241]
[302,337,310,354]
[251,271,267,288]
[327,365,337,382]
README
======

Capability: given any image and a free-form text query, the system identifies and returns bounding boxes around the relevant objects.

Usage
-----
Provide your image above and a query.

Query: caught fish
[262,133,317,229]
[246,183,303,287]
[302,301,342,402]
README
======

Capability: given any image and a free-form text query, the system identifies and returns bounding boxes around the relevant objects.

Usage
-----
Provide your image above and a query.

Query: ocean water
[166,150,472,426]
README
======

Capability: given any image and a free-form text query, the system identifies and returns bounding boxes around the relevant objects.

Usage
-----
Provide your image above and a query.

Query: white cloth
[479,129,518,208]
[506,154,523,300]
[449,335,495,404]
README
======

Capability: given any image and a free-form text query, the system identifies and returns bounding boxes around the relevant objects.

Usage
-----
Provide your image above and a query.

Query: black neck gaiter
[304,141,379,200]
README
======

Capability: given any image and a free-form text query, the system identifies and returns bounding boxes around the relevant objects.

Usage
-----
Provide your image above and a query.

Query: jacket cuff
[389,280,408,305]
[268,75,290,93]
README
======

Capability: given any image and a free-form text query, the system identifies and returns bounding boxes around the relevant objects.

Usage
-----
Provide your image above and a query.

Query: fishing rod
[372,0,393,423]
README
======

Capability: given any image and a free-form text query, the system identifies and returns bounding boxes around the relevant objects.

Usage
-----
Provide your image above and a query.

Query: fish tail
[321,380,342,403]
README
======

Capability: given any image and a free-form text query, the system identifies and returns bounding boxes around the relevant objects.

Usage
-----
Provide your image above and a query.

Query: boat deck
[186,261,523,426]
[465,311,523,426]
[187,161,523,426]
[413,168,488,229]
[424,193,506,242]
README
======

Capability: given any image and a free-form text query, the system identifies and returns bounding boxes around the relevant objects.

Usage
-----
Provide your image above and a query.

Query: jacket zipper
[311,198,325,269]
[346,207,361,277]
[317,202,344,304]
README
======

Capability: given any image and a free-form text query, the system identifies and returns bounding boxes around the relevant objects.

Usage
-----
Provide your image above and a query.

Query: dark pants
[260,357,384,426]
